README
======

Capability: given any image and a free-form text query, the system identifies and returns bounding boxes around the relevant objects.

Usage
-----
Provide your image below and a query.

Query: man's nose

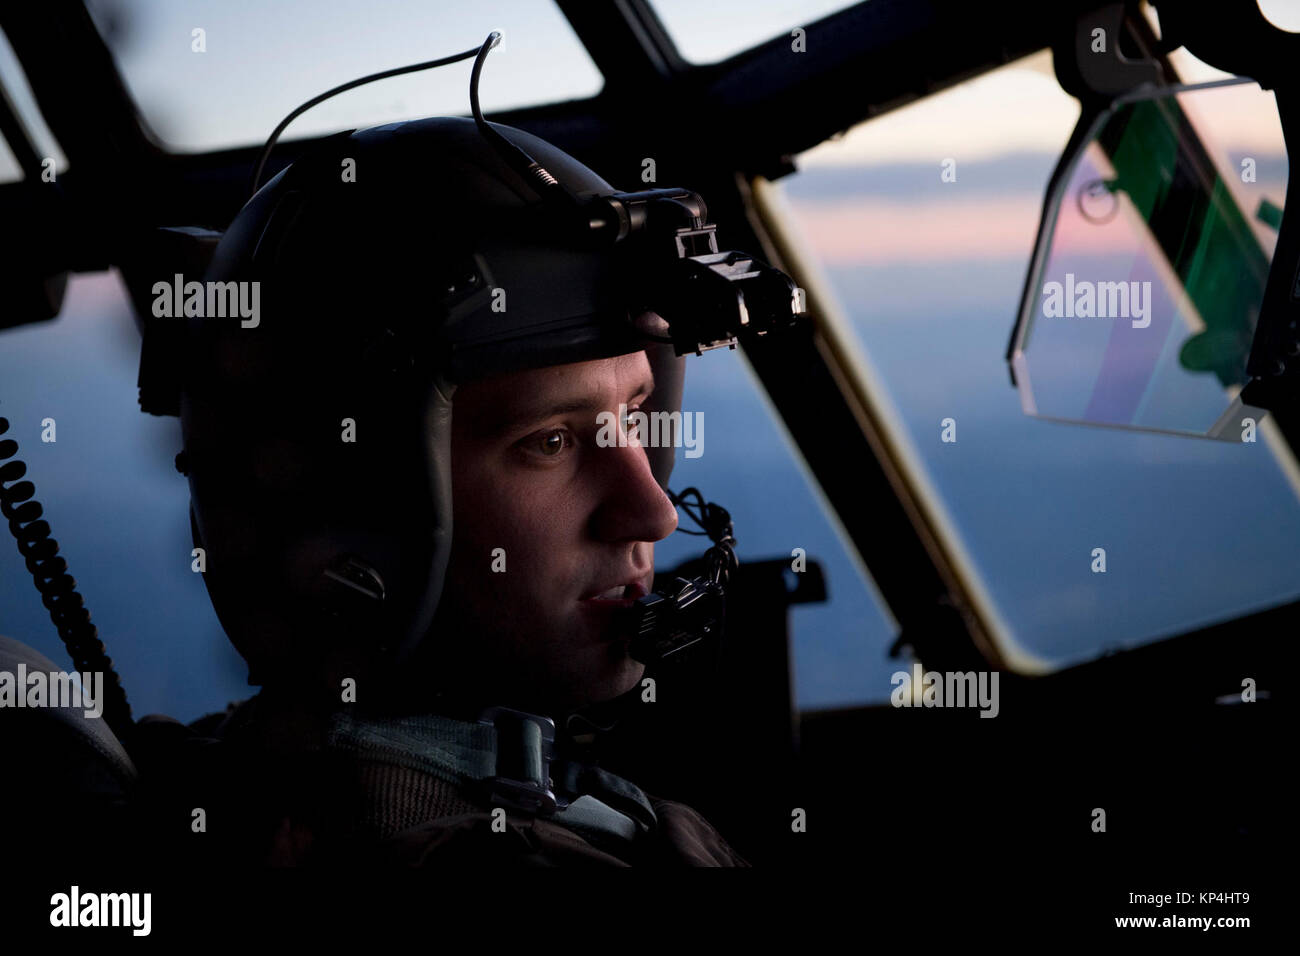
[588,436,679,545]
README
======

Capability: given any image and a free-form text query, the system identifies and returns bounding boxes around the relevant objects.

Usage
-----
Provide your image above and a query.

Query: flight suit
[128,689,749,868]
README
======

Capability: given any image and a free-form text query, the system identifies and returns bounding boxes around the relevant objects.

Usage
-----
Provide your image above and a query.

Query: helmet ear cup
[187,501,262,686]
[642,337,687,490]
[188,500,204,556]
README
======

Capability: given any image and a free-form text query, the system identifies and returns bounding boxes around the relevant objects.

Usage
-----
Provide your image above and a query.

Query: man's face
[431,350,679,714]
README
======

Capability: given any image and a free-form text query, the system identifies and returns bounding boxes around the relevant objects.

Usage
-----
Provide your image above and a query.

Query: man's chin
[605,652,646,700]
[559,646,645,714]
[421,604,646,715]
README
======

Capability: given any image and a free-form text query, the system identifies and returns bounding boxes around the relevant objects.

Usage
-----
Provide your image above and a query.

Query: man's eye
[525,428,570,458]
[624,406,642,443]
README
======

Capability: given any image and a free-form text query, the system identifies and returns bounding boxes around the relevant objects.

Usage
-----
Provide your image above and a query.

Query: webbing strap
[554,760,657,834]
[327,711,498,786]
[555,795,640,845]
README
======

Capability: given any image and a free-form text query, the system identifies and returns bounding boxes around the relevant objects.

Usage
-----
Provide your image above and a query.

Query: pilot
[127,114,750,867]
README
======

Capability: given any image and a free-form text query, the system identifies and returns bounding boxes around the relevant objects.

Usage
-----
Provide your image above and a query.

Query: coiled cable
[0,403,134,743]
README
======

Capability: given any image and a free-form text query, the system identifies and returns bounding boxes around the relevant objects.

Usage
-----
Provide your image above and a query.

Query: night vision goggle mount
[576,185,806,357]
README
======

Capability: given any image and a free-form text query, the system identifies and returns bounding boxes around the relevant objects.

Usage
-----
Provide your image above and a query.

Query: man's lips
[580,577,651,608]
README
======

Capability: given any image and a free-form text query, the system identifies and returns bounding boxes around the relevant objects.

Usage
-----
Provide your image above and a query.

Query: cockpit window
[0,271,249,723]
[82,0,604,153]
[763,50,1300,672]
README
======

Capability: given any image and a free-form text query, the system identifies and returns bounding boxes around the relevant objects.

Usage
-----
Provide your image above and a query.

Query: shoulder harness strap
[326,707,657,847]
